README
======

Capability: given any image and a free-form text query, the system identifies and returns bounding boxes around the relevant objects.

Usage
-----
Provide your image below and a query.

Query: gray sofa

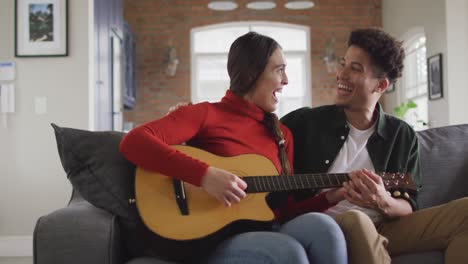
[34,124,468,264]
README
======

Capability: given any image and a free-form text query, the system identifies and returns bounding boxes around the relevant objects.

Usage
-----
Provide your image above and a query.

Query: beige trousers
[335,197,468,264]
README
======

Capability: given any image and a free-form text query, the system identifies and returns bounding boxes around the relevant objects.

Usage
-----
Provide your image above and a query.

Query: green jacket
[281,104,421,211]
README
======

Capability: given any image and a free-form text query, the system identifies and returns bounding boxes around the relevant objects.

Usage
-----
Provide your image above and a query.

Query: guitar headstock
[378,172,417,192]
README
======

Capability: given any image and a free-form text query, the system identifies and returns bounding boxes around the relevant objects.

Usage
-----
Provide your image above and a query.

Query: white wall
[0,0,90,256]
[446,0,468,125]
[383,0,468,127]
[382,0,449,127]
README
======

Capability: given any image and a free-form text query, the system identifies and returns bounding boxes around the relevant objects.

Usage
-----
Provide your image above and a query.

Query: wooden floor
[0,257,32,264]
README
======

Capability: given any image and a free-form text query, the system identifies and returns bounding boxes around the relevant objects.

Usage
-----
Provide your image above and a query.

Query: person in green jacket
[280,27,468,264]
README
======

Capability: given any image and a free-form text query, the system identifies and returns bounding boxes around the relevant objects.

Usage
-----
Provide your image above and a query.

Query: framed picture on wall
[427,53,443,100]
[15,0,68,57]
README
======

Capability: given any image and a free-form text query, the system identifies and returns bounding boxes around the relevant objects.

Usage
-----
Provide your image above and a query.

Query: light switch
[34,97,47,115]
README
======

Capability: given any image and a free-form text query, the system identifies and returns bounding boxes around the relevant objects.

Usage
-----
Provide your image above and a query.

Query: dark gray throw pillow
[51,123,138,220]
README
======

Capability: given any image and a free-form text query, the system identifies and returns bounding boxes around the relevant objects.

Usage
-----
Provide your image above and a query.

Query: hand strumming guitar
[201,166,247,207]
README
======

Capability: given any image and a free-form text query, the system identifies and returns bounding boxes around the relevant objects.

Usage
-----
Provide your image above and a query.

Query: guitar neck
[244,173,350,193]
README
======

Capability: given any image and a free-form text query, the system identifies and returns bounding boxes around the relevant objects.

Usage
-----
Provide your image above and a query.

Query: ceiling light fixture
[246,1,276,10]
[207,1,238,11]
[284,0,315,10]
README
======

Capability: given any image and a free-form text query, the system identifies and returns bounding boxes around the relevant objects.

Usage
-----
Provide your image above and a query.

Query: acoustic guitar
[135,145,416,242]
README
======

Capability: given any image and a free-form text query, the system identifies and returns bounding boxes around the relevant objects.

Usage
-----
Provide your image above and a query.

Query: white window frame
[190,22,311,117]
[398,27,428,130]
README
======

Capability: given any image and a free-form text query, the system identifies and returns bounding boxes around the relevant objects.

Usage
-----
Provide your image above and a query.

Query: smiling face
[335,45,389,110]
[244,48,288,113]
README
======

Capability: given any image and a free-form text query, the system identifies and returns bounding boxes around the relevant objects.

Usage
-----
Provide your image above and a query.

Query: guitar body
[135,145,278,242]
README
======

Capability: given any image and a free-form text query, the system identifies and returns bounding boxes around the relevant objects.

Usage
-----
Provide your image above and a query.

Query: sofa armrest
[33,199,124,264]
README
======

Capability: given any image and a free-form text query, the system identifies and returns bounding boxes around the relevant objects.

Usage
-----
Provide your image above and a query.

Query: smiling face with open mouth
[244,48,288,113]
[335,45,385,110]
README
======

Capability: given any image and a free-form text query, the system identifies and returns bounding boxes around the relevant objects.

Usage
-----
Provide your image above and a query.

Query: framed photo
[427,53,443,100]
[15,0,68,57]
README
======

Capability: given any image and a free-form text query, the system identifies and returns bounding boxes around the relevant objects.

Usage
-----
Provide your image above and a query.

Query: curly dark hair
[348,28,405,84]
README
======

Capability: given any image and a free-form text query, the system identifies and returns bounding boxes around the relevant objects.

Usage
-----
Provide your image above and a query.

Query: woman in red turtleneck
[120,32,347,264]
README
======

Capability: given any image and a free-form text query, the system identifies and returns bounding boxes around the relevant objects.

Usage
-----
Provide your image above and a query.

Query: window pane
[405,51,417,88]
[193,23,310,112]
[416,46,427,84]
[417,84,427,95]
[194,27,249,53]
[197,56,229,80]
[197,80,228,102]
[277,97,303,118]
[251,26,307,51]
[196,56,229,102]
[405,96,428,131]
[406,88,417,99]
[413,96,428,123]
[406,36,426,53]
[279,55,304,97]
[402,35,428,129]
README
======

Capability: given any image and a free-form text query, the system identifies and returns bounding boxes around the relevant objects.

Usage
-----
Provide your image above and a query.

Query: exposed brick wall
[123,0,381,125]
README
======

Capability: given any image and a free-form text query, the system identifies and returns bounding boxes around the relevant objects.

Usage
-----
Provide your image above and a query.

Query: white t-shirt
[323,121,384,224]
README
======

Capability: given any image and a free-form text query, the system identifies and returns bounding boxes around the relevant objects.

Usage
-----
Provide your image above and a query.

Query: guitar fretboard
[244,173,350,193]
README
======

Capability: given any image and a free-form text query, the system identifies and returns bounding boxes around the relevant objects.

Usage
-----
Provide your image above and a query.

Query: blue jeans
[205,213,347,264]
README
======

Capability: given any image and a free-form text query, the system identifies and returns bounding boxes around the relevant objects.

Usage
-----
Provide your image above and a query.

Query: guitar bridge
[173,179,189,215]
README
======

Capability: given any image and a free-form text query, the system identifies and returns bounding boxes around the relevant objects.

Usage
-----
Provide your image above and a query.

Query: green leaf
[407,100,417,108]
[393,100,418,118]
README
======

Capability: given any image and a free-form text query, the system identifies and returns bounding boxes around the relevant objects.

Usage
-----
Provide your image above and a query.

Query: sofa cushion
[417,124,468,209]
[52,123,138,219]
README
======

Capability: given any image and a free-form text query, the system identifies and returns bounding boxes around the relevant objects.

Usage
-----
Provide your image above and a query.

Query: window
[191,22,311,117]
[401,32,428,130]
